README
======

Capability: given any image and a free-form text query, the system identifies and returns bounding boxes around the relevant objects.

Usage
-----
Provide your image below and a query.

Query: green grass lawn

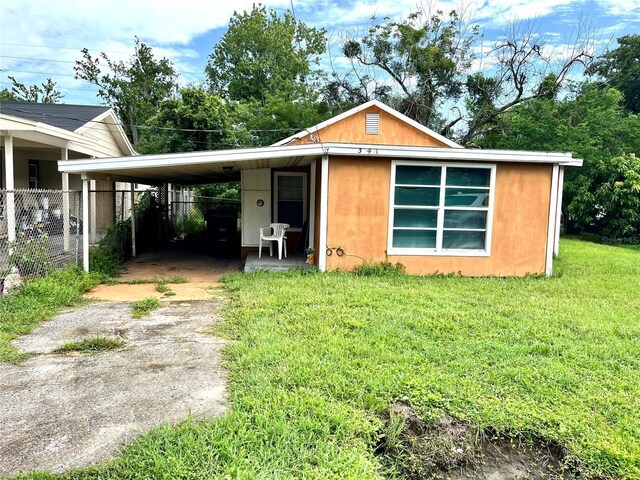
[18,238,640,479]
[0,268,99,363]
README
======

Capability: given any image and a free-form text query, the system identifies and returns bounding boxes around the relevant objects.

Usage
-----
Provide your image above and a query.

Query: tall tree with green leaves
[481,84,640,237]
[206,5,326,104]
[1,76,63,103]
[138,87,240,154]
[338,8,479,129]
[338,9,594,144]
[589,34,640,114]
[74,37,178,145]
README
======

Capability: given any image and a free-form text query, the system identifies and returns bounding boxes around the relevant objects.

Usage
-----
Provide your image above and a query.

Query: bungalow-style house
[0,101,136,242]
[59,100,580,276]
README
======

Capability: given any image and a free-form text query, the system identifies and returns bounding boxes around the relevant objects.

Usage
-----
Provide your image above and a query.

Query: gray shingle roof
[0,101,111,132]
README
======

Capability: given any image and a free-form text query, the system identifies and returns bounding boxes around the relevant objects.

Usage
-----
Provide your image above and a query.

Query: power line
[1,55,76,64]
[5,105,309,135]
[0,41,132,55]
[0,69,76,78]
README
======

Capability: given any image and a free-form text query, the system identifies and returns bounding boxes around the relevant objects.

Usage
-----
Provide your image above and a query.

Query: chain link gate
[0,189,84,278]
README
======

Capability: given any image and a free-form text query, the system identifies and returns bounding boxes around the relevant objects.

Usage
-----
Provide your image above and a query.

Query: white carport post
[130,182,136,258]
[82,174,90,272]
[61,148,70,252]
[4,135,16,243]
[318,154,329,272]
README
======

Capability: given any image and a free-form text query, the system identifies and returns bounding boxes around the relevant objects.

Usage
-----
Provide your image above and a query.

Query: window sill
[387,248,491,257]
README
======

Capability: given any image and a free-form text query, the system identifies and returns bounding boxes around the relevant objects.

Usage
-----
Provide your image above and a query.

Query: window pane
[278,201,303,228]
[277,175,304,227]
[442,230,486,249]
[393,229,436,248]
[444,188,489,207]
[277,176,303,201]
[396,166,441,185]
[444,210,487,229]
[394,209,438,228]
[395,187,440,206]
[446,167,490,187]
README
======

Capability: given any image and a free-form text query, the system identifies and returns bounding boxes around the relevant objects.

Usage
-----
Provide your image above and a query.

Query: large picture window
[388,162,495,256]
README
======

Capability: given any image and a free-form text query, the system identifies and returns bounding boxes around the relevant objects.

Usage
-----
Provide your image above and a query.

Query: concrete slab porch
[243,252,312,273]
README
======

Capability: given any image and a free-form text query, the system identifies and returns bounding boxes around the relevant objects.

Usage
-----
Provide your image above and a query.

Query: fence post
[4,135,16,243]
[130,183,136,258]
[82,176,90,272]
[75,191,80,267]
[62,171,70,251]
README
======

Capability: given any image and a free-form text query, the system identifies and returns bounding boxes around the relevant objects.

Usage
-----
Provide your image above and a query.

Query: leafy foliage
[74,37,178,145]
[8,232,52,277]
[206,5,326,104]
[481,83,640,237]
[1,76,63,103]
[138,88,239,153]
[590,34,640,114]
[340,8,478,129]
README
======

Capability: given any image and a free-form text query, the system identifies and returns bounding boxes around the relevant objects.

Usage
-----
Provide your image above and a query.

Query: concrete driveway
[0,300,227,476]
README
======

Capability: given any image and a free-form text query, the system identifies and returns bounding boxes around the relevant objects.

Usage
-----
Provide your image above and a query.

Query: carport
[58,143,330,273]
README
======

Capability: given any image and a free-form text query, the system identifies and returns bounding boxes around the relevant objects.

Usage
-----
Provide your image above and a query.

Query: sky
[0,0,638,106]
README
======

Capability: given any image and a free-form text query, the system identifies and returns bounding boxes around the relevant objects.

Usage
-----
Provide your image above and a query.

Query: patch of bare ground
[376,401,573,480]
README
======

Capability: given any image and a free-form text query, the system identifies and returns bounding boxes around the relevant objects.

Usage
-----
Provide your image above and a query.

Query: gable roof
[272,99,463,148]
[0,101,111,132]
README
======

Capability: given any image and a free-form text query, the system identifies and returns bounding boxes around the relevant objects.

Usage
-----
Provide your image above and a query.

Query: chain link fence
[170,196,240,238]
[0,189,84,278]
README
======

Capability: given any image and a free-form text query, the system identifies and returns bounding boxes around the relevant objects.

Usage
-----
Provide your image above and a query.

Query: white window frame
[274,171,308,232]
[387,160,496,257]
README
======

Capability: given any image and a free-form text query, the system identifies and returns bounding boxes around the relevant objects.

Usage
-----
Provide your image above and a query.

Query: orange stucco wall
[325,157,553,276]
[291,105,450,147]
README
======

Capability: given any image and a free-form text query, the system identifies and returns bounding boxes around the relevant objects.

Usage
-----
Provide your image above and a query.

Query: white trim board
[272,99,463,148]
[58,142,583,179]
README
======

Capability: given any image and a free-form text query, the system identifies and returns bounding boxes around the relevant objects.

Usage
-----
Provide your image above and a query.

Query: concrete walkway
[0,300,227,476]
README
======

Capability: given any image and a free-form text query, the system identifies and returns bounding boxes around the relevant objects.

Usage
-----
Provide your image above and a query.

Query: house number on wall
[256,199,264,207]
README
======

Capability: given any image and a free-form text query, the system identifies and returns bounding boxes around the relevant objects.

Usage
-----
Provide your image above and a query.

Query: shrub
[353,261,406,276]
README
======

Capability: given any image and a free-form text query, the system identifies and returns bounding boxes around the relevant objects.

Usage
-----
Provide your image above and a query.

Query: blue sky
[0,0,638,106]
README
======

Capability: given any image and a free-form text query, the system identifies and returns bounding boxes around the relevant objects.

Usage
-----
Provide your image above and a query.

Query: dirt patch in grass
[377,402,569,479]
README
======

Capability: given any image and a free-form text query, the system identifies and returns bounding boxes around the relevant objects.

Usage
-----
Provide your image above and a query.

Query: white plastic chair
[259,223,289,260]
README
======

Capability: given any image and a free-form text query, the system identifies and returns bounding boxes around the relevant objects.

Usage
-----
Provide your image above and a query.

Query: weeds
[131,297,161,319]
[127,275,189,285]
[54,336,125,354]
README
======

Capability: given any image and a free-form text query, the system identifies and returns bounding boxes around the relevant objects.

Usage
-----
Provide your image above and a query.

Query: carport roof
[58,142,582,185]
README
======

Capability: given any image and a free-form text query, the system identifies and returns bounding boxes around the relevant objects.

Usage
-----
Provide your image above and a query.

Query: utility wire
[4,106,310,135]
[0,56,206,76]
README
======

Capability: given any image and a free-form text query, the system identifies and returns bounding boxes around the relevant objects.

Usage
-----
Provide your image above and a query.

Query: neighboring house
[60,100,581,276]
[0,101,136,243]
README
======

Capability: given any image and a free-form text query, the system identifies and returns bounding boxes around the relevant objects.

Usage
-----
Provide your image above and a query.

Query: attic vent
[365,113,380,134]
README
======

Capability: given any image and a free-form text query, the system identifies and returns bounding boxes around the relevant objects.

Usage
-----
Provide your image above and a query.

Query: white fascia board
[272,100,463,149]
[58,141,581,175]
[58,143,326,173]
[323,143,583,166]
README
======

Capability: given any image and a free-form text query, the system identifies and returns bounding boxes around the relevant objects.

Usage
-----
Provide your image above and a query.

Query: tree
[206,5,326,104]
[481,84,640,237]
[137,88,238,154]
[338,8,478,129]
[2,76,63,103]
[74,37,178,145]
[338,9,594,144]
[589,34,640,114]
